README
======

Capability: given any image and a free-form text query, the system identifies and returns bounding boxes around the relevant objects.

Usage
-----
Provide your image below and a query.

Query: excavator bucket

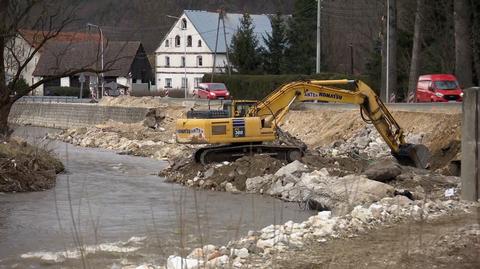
[395,143,431,169]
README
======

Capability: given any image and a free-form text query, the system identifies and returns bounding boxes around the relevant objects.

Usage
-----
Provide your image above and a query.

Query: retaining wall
[9,103,149,129]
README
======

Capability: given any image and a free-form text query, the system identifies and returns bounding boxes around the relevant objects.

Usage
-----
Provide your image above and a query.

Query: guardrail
[293,102,462,113]
[17,96,91,103]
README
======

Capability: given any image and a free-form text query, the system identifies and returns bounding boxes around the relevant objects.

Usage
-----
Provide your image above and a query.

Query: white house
[155,10,272,93]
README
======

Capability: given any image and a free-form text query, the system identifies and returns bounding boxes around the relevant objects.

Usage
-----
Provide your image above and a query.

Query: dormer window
[175,35,180,47]
[181,18,187,30]
[198,40,202,47]
[165,39,169,47]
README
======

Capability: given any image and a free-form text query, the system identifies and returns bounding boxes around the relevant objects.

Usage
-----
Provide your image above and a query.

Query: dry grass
[0,138,64,192]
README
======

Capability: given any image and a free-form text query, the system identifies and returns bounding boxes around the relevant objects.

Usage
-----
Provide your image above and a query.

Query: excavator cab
[230,100,257,117]
[187,100,257,119]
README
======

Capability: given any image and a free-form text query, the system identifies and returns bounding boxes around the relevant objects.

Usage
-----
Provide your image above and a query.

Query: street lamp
[166,15,188,99]
[87,23,104,98]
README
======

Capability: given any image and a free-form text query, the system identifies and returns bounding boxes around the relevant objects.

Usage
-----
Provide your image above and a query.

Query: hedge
[202,73,373,100]
[45,86,89,98]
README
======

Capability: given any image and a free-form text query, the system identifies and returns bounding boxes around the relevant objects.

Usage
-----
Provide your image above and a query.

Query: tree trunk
[454,0,473,88]
[471,0,480,85]
[0,100,13,140]
[388,0,398,101]
[408,0,425,102]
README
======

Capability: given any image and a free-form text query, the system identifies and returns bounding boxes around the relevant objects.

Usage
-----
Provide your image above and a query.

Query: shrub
[131,89,168,97]
[8,78,29,95]
[45,86,89,98]
[202,73,373,100]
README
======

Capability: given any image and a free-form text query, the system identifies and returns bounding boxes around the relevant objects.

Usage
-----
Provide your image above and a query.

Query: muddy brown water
[0,126,314,268]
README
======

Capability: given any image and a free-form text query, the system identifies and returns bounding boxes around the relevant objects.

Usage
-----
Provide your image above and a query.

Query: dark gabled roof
[33,41,141,77]
[19,29,102,49]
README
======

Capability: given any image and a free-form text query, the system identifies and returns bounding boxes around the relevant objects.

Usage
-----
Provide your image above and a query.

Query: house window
[165,39,169,47]
[198,40,202,47]
[187,35,192,47]
[165,78,172,88]
[197,56,203,66]
[165,56,170,67]
[194,77,202,87]
[175,35,180,47]
[181,56,186,67]
[181,18,187,30]
[181,77,188,89]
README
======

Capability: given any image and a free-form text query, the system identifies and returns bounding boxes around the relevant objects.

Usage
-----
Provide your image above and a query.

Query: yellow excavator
[175,79,431,169]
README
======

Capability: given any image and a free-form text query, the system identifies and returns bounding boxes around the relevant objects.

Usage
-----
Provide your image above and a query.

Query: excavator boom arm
[251,79,430,168]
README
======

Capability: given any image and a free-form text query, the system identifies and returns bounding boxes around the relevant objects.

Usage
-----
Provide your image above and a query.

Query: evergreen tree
[229,13,262,74]
[284,0,317,74]
[263,13,287,74]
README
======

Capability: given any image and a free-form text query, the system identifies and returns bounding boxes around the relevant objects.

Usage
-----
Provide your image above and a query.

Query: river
[0,126,313,268]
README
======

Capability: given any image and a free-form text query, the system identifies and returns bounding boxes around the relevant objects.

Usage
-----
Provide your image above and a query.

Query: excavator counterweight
[175,80,431,169]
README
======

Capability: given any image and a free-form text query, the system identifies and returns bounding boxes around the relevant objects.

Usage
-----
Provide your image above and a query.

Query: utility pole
[221,10,231,76]
[211,11,222,82]
[87,23,104,98]
[316,0,321,73]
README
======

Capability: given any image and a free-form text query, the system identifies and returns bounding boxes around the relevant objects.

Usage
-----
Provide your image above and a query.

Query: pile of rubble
[158,196,477,269]
[49,123,195,160]
[161,155,285,192]
[314,125,424,161]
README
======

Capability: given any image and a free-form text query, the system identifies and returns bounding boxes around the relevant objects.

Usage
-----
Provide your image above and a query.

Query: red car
[194,83,230,100]
[415,74,463,102]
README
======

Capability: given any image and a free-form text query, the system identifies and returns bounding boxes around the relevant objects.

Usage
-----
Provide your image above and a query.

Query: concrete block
[461,87,480,201]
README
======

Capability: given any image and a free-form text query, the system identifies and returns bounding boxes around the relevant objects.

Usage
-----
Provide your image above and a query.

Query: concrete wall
[8,102,149,129]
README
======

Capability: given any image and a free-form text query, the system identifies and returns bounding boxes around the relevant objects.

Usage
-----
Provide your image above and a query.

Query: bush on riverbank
[0,139,64,192]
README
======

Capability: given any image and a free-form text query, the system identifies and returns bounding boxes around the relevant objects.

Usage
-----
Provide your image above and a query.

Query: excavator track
[194,144,304,165]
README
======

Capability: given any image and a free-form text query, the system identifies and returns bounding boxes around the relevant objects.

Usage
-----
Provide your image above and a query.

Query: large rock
[306,173,395,214]
[245,174,275,193]
[274,160,309,179]
[364,159,402,182]
[166,255,203,269]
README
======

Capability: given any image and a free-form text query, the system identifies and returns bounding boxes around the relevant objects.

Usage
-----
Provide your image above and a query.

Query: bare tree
[407,0,425,101]
[0,0,103,139]
[454,0,473,88]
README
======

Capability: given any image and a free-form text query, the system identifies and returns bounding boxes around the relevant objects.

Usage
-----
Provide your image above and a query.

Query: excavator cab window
[233,101,256,117]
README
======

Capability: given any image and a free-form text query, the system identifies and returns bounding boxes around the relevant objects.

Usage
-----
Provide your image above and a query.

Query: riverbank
[160,199,478,269]
[0,138,64,192]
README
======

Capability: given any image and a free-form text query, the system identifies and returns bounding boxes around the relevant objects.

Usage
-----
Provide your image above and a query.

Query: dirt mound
[282,110,461,171]
[0,139,64,192]
[99,96,168,108]
[161,155,286,191]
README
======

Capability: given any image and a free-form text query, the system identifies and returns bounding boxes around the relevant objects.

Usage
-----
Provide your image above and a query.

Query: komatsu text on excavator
[175,80,431,169]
